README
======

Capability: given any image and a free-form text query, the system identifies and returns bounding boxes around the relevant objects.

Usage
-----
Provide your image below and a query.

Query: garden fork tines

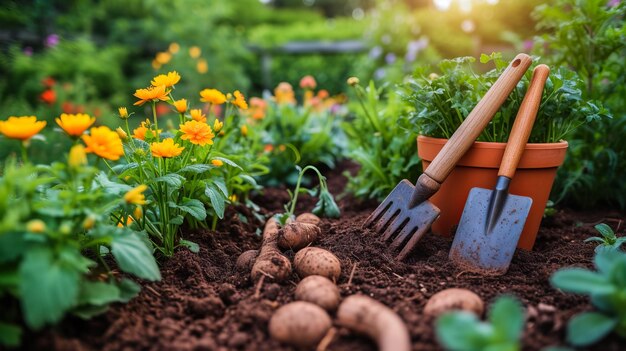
[364,53,533,260]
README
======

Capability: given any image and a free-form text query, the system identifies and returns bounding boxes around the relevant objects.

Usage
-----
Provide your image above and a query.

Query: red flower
[42,77,56,88]
[40,89,56,105]
[62,102,75,114]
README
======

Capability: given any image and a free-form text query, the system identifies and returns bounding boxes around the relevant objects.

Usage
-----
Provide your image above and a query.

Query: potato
[268,301,332,348]
[337,295,410,351]
[296,213,321,226]
[277,222,321,251]
[235,249,258,271]
[423,288,484,317]
[294,247,341,281]
[251,218,292,282]
[295,275,341,311]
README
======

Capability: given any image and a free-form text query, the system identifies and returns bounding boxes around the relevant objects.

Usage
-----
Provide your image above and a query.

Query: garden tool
[449,64,550,275]
[363,53,532,261]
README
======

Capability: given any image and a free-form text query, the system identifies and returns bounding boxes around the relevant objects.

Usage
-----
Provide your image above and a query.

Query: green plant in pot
[400,53,608,250]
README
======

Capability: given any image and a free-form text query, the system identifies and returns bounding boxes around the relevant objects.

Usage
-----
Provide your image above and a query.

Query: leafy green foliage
[402,53,608,143]
[551,249,626,346]
[585,223,626,252]
[343,80,421,201]
[436,296,525,351]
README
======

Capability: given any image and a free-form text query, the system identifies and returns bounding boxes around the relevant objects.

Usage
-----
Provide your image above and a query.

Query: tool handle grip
[423,53,532,185]
[498,64,550,178]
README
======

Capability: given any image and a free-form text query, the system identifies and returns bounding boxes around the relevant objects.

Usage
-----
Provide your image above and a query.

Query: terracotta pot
[417,135,568,250]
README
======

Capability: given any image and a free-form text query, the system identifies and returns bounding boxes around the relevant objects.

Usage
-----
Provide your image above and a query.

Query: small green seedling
[551,249,626,347]
[585,223,625,252]
[436,296,525,351]
[275,165,340,226]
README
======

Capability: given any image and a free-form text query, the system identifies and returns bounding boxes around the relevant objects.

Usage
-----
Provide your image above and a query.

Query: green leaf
[0,322,21,347]
[78,281,121,306]
[172,198,207,221]
[567,312,617,346]
[154,173,185,189]
[212,156,242,170]
[19,247,80,329]
[205,186,226,219]
[312,190,340,219]
[118,278,141,303]
[179,239,200,253]
[111,234,161,281]
[72,304,109,319]
[0,232,26,264]
[169,215,184,225]
[489,296,524,341]
[178,164,213,174]
[551,268,615,295]
[435,312,485,350]
[94,172,132,194]
[212,178,229,197]
[595,223,616,240]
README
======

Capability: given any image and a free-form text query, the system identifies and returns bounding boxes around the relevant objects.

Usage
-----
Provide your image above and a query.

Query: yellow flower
[213,119,223,132]
[118,107,129,119]
[347,77,360,86]
[156,52,172,64]
[55,113,96,137]
[0,116,46,141]
[174,98,187,113]
[211,159,223,167]
[190,109,207,123]
[189,46,201,59]
[232,90,248,110]
[116,127,128,140]
[152,60,161,70]
[117,217,134,228]
[124,184,148,205]
[168,42,180,54]
[151,138,184,158]
[133,206,143,219]
[180,120,215,146]
[133,85,170,106]
[197,59,208,74]
[151,71,181,88]
[82,215,96,230]
[229,194,237,202]
[274,82,296,105]
[26,219,46,233]
[200,88,226,105]
[241,124,248,137]
[82,126,124,161]
[68,144,87,168]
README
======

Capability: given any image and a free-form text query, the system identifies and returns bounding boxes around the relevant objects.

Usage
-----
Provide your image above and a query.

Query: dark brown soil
[20,161,626,351]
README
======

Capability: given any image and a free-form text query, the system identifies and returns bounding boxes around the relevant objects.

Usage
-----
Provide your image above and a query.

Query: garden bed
[24,161,625,351]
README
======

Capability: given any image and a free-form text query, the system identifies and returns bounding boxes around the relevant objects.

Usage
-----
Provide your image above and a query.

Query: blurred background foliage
[0,0,625,209]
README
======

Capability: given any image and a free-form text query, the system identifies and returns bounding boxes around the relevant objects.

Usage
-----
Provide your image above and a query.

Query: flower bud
[118,107,129,119]
[82,215,96,230]
[347,77,360,86]
[26,219,46,233]
[116,127,128,140]
[68,144,87,168]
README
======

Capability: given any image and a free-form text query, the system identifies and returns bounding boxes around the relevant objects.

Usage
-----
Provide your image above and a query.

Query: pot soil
[21,161,624,351]
[418,135,568,250]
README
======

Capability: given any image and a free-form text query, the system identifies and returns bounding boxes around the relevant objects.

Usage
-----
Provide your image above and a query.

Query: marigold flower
[197,59,208,74]
[132,120,161,141]
[180,120,215,146]
[118,217,134,227]
[232,90,248,110]
[264,144,274,153]
[151,71,181,88]
[133,206,143,219]
[168,42,180,54]
[173,98,187,113]
[40,89,56,105]
[0,116,47,141]
[124,184,148,205]
[189,46,201,59]
[347,77,360,86]
[155,52,172,64]
[241,124,248,137]
[55,113,96,137]
[151,138,184,158]
[199,88,226,105]
[190,109,207,123]
[118,107,129,119]
[82,126,124,161]
[26,219,46,233]
[133,85,170,106]
[299,75,317,89]
[317,89,329,99]
[249,97,267,120]
[213,119,223,132]
[274,82,296,105]
[68,144,87,168]
[211,159,223,167]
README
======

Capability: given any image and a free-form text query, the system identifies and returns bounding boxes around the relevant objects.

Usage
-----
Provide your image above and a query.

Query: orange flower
[40,89,56,105]
[190,109,206,123]
[199,88,226,105]
[133,85,169,106]
[124,184,148,205]
[173,98,187,113]
[82,126,124,161]
[151,138,184,158]
[197,59,208,74]
[241,124,248,137]
[151,71,181,88]
[213,119,223,132]
[274,82,296,104]
[249,97,267,120]
[264,144,274,153]
[189,46,201,59]
[132,120,160,141]
[180,120,214,146]
[231,90,248,110]
[317,89,329,99]
[55,113,96,137]
[211,159,223,167]
[155,52,172,65]
[299,75,317,89]
[168,42,180,54]
[0,116,47,141]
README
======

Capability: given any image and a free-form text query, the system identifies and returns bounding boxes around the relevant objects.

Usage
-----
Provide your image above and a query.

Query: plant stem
[20,141,29,164]
[152,101,160,140]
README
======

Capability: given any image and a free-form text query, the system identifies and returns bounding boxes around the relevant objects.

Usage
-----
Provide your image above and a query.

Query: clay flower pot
[417,135,568,250]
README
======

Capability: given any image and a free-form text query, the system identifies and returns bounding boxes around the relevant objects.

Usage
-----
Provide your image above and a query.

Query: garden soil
[21,162,625,351]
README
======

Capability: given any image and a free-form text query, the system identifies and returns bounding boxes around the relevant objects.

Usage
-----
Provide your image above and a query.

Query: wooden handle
[423,53,532,184]
[498,64,550,178]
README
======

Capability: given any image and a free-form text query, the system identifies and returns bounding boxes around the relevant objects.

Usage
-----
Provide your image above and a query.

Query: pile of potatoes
[237,213,412,351]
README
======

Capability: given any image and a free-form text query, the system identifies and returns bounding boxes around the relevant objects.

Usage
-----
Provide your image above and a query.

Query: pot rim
[417,135,569,150]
